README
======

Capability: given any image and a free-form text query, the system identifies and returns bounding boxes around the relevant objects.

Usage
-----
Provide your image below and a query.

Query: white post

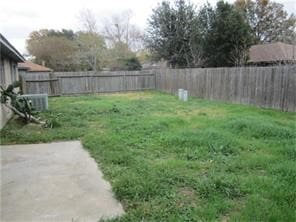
[183,90,188,102]
[178,89,184,100]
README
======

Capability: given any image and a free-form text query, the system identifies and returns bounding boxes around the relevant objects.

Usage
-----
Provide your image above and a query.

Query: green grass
[1,91,295,221]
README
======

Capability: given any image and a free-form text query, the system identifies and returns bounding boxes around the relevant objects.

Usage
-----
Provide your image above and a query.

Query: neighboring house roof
[0,33,25,62]
[18,61,52,72]
[249,42,296,63]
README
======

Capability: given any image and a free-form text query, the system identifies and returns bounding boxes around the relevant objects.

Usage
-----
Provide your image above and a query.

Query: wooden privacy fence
[22,70,156,96]
[156,65,296,112]
[21,66,295,111]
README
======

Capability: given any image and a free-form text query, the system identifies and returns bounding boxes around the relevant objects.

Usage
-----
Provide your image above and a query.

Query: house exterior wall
[0,58,19,129]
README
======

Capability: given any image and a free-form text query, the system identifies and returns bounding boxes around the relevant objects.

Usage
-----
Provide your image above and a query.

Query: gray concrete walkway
[1,141,124,222]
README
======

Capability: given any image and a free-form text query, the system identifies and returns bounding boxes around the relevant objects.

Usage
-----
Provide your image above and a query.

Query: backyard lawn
[1,91,295,221]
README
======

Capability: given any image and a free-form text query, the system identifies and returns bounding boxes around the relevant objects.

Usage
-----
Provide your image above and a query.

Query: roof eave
[0,33,25,62]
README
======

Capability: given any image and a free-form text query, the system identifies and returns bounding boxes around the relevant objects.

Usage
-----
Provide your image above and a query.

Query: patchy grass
[1,91,295,221]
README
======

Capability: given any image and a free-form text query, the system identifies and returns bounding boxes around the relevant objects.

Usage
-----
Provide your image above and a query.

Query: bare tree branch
[78,9,98,33]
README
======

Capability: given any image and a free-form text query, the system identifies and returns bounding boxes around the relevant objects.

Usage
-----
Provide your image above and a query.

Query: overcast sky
[0,0,295,54]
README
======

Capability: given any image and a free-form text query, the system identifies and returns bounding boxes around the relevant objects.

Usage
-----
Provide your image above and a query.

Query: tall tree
[146,0,201,68]
[195,3,215,66]
[26,30,78,71]
[203,1,252,67]
[75,32,107,71]
[235,0,296,43]
[102,10,144,51]
[78,9,98,33]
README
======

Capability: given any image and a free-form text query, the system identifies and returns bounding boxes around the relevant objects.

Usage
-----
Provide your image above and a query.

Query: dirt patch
[175,107,226,118]
[109,92,153,100]
[176,187,199,208]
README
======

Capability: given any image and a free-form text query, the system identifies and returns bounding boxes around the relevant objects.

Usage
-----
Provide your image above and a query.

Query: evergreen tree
[204,1,252,67]
[196,3,215,66]
[146,0,201,68]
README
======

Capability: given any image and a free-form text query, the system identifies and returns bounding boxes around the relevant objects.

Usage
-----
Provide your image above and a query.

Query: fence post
[124,71,127,91]
[49,72,55,96]
[154,69,157,89]
[92,71,95,93]
[57,73,62,96]
[20,75,27,94]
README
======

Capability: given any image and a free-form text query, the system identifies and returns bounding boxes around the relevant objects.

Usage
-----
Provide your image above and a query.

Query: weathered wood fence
[22,70,156,96]
[21,66,296,111]
[156,65,296,112]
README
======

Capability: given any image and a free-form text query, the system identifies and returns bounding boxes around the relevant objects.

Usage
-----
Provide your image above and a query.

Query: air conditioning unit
[18,94,48,111]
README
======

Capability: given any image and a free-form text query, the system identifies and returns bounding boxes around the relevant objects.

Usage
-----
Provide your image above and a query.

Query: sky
[0,0,295,54]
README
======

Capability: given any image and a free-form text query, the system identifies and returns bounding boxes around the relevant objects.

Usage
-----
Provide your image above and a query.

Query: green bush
[110,57,142,71]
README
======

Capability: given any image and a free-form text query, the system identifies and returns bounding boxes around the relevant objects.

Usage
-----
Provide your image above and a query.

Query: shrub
[110,57,142,71]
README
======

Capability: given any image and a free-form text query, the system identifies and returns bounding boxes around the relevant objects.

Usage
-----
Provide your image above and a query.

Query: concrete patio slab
[0,141,124,222]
